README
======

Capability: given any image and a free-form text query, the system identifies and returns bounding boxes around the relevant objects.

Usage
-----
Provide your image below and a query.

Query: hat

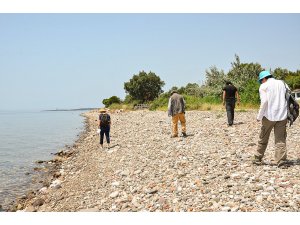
[99,108,106,113]
[258,70,272,83]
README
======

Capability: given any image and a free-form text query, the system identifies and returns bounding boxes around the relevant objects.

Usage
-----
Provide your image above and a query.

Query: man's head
[99,108,106,113]
[258,70,273,84]
[170,90,178,96]
[225,81,232,85]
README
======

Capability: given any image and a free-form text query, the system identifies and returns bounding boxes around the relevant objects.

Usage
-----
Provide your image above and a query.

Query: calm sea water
[0,110,86,209]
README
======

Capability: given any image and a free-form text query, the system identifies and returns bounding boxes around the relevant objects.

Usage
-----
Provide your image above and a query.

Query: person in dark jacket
[168,90,187,137]
[222,81,240,126]
[98,108,111,148]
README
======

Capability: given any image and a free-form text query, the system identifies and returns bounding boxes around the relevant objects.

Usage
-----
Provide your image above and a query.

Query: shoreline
[5,111,93,212]
[6,109,300,212]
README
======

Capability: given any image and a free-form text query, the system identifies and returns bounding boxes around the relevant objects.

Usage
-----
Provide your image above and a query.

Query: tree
[239,79,260,105]
[227,54,264,92]
[279,69,300,90]
[124,71,165,102]
[167,86,185,95]
[272,67,290,80]
[286,74,300,90]
[204,66,226,97]
[102,96,122,107]
[185,83,200,97]
[201,55,264,103]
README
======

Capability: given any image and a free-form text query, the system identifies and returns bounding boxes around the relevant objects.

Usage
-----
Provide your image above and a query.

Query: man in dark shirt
[98,108,111,148]
[222,81,240,126]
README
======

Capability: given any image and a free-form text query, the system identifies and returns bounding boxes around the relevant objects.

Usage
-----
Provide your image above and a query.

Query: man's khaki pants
[255,117,287,164]
[172,113,186,136]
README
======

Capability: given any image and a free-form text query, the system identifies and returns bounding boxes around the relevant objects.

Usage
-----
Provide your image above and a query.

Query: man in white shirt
[253,70,288,167]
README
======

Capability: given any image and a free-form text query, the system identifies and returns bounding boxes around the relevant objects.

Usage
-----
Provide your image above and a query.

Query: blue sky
[0,13,300,110]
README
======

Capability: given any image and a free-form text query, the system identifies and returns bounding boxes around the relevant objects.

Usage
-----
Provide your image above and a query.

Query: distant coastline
[43,108,98,112]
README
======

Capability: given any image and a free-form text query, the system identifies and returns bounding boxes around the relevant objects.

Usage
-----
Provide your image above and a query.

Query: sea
[0,110,88,210]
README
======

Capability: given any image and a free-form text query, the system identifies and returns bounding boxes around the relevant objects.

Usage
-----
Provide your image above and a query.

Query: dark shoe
[181,132,187,137]
[252,156,262,165]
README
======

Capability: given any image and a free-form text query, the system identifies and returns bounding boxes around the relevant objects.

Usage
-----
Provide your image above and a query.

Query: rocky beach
[11,109,300,212]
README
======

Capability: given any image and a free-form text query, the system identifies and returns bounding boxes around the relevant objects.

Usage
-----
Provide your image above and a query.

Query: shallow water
[0,110,86,209]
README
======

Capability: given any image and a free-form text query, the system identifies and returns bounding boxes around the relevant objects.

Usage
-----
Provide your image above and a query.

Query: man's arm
[257,88,267,121]
[222,90,226,106]
[236,91,240,105]
[167,98,172,116]
[182,97,186,113]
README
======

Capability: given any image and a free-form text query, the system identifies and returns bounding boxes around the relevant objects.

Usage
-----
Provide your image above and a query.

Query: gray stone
[29,111,300,212]
[78,208,99,212]
[32,198,45,207]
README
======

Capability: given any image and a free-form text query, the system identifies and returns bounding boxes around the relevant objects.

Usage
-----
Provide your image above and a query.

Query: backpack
[100,113,110,126]
[283,81,299,126]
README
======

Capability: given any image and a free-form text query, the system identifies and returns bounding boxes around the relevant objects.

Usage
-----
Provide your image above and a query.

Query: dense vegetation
[101,55,300,111]
[124,71,165,102]
[102,96,122,108]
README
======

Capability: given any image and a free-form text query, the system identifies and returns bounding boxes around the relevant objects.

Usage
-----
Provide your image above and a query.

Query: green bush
[116,55,300,111]
[108,103,135,110]
[149,93,169,111]
[149,93,222,111]
[102,96,122,108]
[239,79,260,105]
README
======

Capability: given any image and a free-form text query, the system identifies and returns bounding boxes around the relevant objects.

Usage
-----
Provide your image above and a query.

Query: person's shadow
[278,159,300,168]
[287,159,300,165]
[181,133,195,138]
[234,122,244,125]
[108,144,119,149]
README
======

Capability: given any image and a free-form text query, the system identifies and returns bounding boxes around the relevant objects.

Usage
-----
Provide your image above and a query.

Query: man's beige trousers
[172,113,186,136]
[255,117,287,164]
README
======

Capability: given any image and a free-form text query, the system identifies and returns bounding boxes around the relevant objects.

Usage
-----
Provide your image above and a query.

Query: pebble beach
[10,109,300,212]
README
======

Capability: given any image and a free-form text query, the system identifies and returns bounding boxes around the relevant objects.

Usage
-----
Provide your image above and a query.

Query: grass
[106,103,135,111]
[151,103,258,112]
[105,95,261,112]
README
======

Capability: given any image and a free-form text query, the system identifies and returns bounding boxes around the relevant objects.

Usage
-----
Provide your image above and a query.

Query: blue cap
[258,70,272,83]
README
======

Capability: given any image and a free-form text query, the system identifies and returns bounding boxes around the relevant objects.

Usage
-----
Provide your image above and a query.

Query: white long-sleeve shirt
[257,78,288,121]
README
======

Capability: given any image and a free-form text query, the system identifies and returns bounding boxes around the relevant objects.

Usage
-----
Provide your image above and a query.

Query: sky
[1,2,300,225]
[0,13,300,110]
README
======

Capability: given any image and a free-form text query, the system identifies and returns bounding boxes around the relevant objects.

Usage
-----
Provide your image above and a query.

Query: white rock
[266,186,275,191]
[39,187,48,194]
[256,196,263,203]
[111,181,120,187]
[109,191,119,198]
[221,206,231,212]
[50,179,62,189]
[132,197,140,207]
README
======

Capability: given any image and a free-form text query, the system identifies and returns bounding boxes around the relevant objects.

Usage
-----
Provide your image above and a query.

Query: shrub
[102,96,122,107]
